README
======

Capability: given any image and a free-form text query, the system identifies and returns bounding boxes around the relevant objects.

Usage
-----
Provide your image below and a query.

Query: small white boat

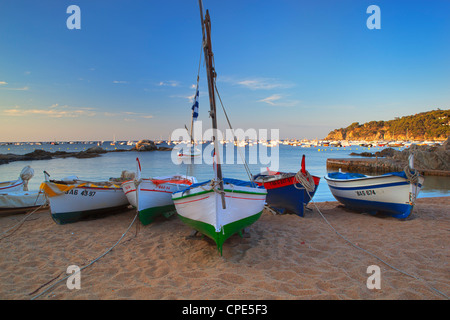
[0,191,46,214]
[121,158,197,225]
[0,166,46,213]
[177,145,201,157]
[324,155,424,219]
[40,173,129,224]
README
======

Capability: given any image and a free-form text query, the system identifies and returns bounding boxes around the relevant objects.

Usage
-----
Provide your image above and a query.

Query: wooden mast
[198,0,226,209]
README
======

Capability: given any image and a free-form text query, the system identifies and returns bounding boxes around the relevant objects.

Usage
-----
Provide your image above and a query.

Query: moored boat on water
[324,155,424,219]
[253,155,320,216]
[177,144,201,158]
[40,172,129,224]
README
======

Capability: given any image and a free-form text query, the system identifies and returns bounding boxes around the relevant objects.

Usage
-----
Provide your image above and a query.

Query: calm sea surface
[1,142,449,202]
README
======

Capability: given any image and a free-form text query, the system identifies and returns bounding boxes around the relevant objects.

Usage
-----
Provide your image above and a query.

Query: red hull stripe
[0,182,23,190]
[225,195,265,201]
[75,186,122,191]
[140,188,173,194]
[256,175,320,190]
[174,195,210,205]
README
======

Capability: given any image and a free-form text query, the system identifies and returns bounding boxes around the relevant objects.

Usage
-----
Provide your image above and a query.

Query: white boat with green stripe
[175,1,267,255]
[121,158,197,225]
[172,178,267,255]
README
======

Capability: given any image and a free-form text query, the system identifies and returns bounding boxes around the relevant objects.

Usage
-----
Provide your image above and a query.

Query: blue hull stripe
[328,181,409,191]
[333,195,413,219]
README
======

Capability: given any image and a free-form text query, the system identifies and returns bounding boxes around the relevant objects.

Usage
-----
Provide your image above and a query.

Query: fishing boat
[121,158,197,225]
[177,144,201,158]
[324,155,424,219]
[0,191,46,214]
[0,165,35,193]
[172,1,267,255]
[40,172,129,224]
[0,179,24,193]
[253,155,320,216]
[0,166,46,213]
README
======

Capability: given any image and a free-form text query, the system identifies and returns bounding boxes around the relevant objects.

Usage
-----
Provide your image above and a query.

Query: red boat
[253,155,320,216]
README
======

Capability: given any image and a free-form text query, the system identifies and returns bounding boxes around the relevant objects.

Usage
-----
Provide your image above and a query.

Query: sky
[0,0,449,142]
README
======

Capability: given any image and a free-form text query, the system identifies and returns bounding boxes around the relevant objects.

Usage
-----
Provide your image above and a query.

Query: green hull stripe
[139,204,176,225]
[177,210,263,255]
[173,188,266,201]
[172,189,214,201]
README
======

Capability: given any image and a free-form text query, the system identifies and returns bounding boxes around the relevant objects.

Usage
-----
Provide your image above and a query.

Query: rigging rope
[294,169,315,193]
[404,164,420,185]
[19,166,35,191]
[214,83,255,184]
[0,192,47,239]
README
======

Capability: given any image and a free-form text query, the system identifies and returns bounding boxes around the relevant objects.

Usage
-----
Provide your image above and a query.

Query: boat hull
[172,179,267,254]
[122,177,195,225]
[41,182,129,224]
[325,172,424,219]
[0,179,24,193]
[0,191,47,215]
[254,173,320,216]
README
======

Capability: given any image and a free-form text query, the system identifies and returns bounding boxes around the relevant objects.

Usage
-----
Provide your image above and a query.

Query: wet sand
[0,197,448,300]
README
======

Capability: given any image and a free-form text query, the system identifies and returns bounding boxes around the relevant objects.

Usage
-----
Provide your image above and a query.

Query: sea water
[0,142,448,202]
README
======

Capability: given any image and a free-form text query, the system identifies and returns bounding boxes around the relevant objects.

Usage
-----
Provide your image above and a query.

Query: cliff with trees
[325,109,450,141]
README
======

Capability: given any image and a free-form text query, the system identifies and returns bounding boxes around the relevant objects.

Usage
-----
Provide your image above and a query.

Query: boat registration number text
[356,190,376,196]
[65,189,96,197]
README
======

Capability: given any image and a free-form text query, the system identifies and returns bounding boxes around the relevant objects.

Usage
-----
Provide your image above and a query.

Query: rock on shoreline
[0,140,173,165]
[0,147,107,165]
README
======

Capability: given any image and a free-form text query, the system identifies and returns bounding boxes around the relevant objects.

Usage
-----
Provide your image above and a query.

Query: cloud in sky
[158,80,180,87]
[3,104,96,118]
[3,104,155,121]
[258,94,300,107]
[0,85,29,91]
[113,80,128,84]
[103,110,153,119]
[220,76,295,90]
[122,111,154,119]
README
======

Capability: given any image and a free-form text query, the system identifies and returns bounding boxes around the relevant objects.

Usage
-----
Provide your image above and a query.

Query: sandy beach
[0,197,448,300]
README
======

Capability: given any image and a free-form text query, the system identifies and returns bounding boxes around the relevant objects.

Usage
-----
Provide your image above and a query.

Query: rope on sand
[0,192,47,239]
[30,210,139,300]
[304,185,449,300]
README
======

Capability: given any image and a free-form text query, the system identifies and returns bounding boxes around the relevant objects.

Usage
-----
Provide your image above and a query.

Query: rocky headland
[325,109,449,142]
